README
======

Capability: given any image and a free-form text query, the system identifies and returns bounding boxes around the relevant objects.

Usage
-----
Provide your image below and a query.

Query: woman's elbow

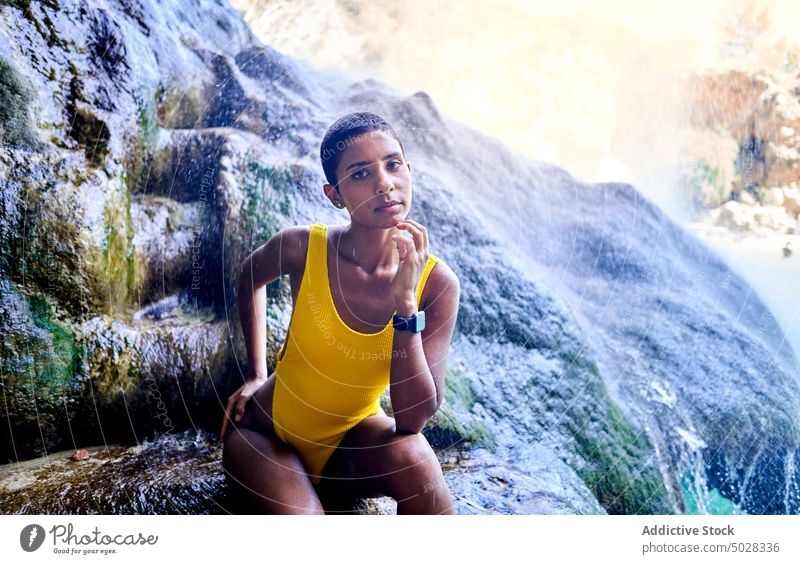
[393,405,437,435]
[394,420,426,435]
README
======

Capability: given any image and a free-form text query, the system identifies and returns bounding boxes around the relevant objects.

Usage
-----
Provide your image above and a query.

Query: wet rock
[131,196,201,303]
[234,45,313,98]
[0,57,37,147]
[0,432,228,515]
[200,51,269,133]
[68,103,112,165]
[0,279,85,463]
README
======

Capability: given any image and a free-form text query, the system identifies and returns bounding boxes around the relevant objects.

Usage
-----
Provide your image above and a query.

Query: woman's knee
[384,433,440,476]
[221,427,325,514]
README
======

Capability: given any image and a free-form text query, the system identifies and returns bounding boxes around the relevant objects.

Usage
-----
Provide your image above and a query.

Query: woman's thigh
[319,413,443,500]
[223,426,324,514]
[223,373,323,514]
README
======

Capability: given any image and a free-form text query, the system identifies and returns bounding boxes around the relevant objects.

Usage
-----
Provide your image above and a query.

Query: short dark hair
[319,112,406,189]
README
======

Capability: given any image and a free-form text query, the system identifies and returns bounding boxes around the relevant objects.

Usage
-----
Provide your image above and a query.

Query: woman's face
[327,131,412,228]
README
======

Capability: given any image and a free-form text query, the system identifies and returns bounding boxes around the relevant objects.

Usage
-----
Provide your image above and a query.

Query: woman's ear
[323,183,344,208]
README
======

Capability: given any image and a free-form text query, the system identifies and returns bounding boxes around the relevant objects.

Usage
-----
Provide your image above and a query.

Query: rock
[783,186,800,216]
[130,196,201,304]
[763,186,784,206]
[713,200,753,231]
[234,45,314,98]
[710,200,797,234]
[0,279,83,462]
[0,432,229,515]
[0,58,38,146]
[738,190,757,205]
[688,69,800,231]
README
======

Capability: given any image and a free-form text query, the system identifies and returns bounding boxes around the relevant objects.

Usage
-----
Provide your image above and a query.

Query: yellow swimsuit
[272,222,440,485]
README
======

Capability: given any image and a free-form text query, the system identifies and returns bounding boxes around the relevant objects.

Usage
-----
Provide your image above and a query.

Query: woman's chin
[372,209,407,224]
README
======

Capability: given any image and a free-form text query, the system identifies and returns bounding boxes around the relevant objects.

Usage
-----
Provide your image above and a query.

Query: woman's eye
[352,161,402,180]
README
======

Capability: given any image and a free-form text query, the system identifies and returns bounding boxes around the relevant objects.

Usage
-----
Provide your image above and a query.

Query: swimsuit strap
[416,253,441,308]
[307,222,328,294]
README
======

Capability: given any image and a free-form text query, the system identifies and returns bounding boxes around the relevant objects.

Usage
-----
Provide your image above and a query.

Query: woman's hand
[390,218,429,314]
[220,375,268,441]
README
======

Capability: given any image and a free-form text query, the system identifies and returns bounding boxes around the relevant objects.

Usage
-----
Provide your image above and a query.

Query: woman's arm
[221,227,307,440]
[237,226,306,381]
[390,256,461,435]
[387,219,460,434]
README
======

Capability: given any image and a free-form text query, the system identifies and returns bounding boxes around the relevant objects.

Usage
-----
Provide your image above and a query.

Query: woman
[220,112,461,514]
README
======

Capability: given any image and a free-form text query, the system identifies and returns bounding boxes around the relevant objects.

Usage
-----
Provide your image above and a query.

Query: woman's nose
[376,183,393,194]
[374,169,394,193]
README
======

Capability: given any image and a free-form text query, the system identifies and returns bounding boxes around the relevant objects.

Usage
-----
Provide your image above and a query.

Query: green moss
[138,96,159,148]
[560,349,672,514]
[424,367,496,452]
[560,348,600,377]
[125,92,160,193]
[26,292,82,407]
[0,58,37,146]
[90,349,141,398]
[424,400,495,451]
[242,162,293,245]
[156,82,206,128]
[444,366,478,410]
[97,172,138,316]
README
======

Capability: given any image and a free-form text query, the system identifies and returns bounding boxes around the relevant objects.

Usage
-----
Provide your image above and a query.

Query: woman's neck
[334,221,400,276]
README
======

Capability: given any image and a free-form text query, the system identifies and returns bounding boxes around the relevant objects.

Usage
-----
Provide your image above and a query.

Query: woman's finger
[392,233,411,260]
[221,390,242,439]
[401,218,428,251]
[397,221,424,254]
[236,393,252,422]
[402,218,428,251]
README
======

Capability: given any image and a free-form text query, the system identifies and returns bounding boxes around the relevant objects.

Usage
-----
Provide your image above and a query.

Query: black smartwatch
[392,310,426,333]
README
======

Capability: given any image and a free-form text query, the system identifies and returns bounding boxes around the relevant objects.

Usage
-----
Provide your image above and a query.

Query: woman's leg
[222,373,324,514]
[319,414,455,515]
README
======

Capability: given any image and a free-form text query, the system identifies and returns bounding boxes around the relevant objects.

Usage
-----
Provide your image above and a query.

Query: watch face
[393,311,425,332]
[415,310,426,332]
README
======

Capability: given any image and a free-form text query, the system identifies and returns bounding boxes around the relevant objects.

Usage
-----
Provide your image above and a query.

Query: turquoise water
[680,471,744,515]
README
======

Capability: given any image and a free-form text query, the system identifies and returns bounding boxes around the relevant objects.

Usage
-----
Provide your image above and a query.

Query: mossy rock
[0,280,85,462]
[559,348,672,514]
[379,367,496,452]
[0,58,37,147]
[241,160,293,247]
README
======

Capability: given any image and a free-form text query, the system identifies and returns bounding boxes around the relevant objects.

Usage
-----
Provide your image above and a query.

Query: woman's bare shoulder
[274,225,312,276]
[422,256,460,309]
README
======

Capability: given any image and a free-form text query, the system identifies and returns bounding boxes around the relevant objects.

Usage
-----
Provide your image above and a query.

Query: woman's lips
[376,202,402,212]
